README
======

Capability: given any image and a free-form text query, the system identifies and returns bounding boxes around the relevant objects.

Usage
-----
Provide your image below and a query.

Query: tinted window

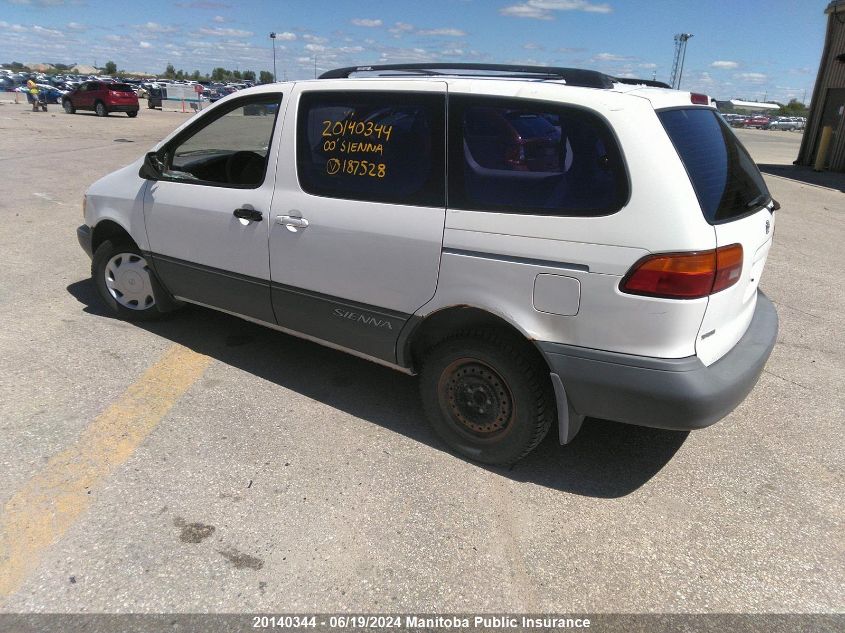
[658,108,769,223]
[297,91,445,207]
[109,83,134,92]
[449,96,628,216]
[167,95,281,187]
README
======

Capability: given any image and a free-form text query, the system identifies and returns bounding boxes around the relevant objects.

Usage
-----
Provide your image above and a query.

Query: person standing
[26,78,40,112]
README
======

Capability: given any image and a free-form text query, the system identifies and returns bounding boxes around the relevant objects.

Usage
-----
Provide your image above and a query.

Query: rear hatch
[659,108,775,366]
[107,83,138,105]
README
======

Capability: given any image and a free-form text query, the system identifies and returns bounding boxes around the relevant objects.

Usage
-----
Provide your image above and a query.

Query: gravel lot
[0,102,842,617]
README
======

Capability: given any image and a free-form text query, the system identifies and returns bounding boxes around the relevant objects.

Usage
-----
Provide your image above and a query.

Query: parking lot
[0,102,842,615]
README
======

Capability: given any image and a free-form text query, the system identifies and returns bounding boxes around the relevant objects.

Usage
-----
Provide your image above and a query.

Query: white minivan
[77,64,778,464]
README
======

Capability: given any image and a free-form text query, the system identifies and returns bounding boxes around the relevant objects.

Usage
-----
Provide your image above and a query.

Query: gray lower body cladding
[540,291,778,432]
[77,224,93,258]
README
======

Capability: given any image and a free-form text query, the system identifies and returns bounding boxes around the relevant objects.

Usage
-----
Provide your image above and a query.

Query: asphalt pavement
[0,104,842,616]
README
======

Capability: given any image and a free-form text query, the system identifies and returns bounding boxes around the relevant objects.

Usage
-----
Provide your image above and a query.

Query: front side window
[166,95,282,187]
[296,91,445,206]
[449,96,628,216]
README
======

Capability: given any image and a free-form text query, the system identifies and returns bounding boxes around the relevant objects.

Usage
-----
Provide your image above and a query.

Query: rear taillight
[690,93,709,105]
[620,244,743,299]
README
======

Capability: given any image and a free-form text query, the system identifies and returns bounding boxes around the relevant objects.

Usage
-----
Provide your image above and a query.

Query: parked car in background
[62,81,140,117]
[147,86,163,109]
[744,115,771,129]
[764,117,805,131]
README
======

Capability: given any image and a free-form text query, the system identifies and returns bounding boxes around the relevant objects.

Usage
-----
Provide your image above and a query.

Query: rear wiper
[746,193,770,210]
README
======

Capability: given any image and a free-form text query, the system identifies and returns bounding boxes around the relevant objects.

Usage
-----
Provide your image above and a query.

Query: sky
[0,0,829,104]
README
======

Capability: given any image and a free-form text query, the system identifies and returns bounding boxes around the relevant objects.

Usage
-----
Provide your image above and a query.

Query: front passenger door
[144,92,286,323]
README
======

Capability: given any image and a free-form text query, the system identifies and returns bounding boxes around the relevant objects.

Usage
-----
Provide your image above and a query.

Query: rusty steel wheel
[438,358,515,439]
[420,330,555,464]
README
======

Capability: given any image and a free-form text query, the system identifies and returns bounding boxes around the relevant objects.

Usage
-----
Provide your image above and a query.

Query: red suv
[62,81,139,118]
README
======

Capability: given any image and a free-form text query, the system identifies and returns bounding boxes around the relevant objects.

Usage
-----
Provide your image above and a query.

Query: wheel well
[91,220,135,255]
[403,306,550,374]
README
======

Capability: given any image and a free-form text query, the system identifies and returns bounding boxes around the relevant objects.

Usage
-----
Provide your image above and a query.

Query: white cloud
[417,27,467,36]
[212,15,226,23]
[7,0,72,6]
[197,26,253,37]
[592,52,633,62]
[351,18,383,27]
[388,22,415,37]
[32,24,63,37]
[139,41,152,48]
[638,62,657,69]
[711,60,739,69]
[66,22,86,31]
[736,72,767,83]
[304,43,325,53]
[141,22,178,33]
[271,31,297,41]
[500,0,612,20]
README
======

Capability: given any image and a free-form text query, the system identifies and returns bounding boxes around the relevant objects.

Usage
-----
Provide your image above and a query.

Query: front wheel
[92,240,164,321]
[419,331,555,465]
[95,101,108,117]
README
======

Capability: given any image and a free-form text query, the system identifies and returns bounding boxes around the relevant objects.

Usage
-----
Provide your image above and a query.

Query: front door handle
[276,215,309,231]
[233,208,262,222]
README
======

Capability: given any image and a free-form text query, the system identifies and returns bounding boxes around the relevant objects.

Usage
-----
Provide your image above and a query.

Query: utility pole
[669,33,693,89]
[269,32,277,82]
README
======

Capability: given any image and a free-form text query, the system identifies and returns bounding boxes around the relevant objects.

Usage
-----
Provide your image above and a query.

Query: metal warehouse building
[798,0,845,172]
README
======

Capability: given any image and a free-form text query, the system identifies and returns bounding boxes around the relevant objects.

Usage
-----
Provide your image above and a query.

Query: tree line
[162,64,274,84]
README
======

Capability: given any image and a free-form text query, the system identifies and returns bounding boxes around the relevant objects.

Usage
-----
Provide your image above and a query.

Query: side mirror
[139,151,165,180]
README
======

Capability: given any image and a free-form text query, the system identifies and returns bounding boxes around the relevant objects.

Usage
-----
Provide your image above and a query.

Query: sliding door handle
[276,215,309,231]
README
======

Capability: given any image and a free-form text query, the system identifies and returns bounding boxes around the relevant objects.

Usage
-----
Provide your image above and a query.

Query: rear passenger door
[76,82,94,109]
[268,82,447,363]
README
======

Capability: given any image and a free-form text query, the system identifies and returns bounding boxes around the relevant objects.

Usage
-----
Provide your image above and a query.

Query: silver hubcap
[104,252,155,310]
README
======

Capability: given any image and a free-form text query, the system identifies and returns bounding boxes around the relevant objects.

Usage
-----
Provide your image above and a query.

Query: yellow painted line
[0,344,212,599]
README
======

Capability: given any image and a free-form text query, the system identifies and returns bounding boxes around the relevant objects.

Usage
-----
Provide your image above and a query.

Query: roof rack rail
[612,76,672,89]
[319,63,615,89]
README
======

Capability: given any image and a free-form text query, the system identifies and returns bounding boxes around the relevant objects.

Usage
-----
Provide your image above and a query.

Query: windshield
[658,108,770,223]
[109,83,135,92]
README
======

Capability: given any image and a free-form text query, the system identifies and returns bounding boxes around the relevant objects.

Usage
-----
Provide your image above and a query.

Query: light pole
[269,32,277,82]
[676,33,693,90]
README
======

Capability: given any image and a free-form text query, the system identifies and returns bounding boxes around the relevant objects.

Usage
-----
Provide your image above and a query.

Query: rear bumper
[77,224,93,259]
[107,104,139,112]
[540,291,778,432]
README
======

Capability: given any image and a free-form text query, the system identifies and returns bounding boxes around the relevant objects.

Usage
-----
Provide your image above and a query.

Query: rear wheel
[419,331,554,465]
[63,99,75,114]
[95,101,108,117]
[127,111,138,118]
[92,239,164,321]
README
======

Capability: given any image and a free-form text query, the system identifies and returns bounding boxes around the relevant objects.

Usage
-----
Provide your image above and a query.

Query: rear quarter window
[448,95,629,216]
[658,108,770,223]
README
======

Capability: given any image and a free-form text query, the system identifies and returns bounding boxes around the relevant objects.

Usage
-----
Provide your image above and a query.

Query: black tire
[63,99,75,114]
[92,239,164,321]
[147,101,155,109]
[419,330,555,465]
[127,111,138,118]
[95,101,108,117]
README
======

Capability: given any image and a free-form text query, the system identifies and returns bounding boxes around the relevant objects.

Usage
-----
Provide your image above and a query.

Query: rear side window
[448,96,628,216]
[658,108,769,223]
[297,91,445,207]
[109,83,135,92]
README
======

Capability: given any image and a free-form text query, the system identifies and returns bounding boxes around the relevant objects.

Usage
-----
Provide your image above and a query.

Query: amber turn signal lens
[713,243,743,293]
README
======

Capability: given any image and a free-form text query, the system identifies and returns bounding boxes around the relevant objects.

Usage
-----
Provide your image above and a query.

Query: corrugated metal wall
[798,2,845,171]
